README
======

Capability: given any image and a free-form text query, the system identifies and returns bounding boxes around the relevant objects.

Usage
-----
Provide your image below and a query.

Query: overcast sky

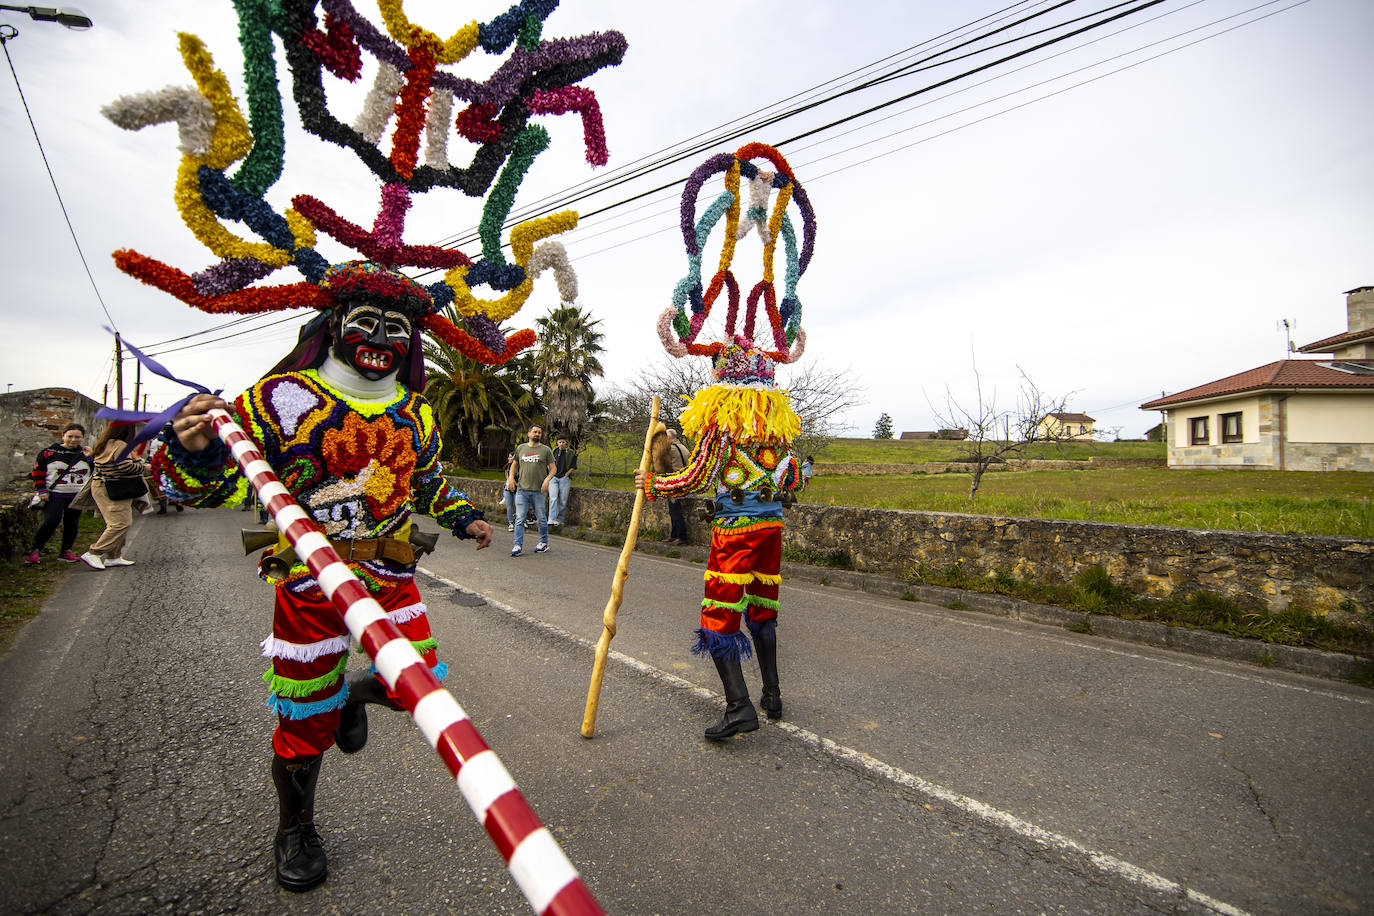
[2,0,1370,440]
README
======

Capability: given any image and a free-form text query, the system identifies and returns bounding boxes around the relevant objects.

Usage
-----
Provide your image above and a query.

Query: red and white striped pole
[211,408,603,916]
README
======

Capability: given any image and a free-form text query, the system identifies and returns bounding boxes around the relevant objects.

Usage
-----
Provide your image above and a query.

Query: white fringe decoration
[424,87,453,169]
[102,85,216,156]
[260,633,352,662]
[528,241,579,303]
[354,62,404,144]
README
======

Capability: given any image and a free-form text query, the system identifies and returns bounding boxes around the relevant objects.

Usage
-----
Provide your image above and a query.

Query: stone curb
[559,527,1372,687]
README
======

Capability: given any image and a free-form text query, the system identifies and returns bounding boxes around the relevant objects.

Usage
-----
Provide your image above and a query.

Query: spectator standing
[548,434,577,527]
[654,428,691,546]
[25,423,93,564]
[801,456,814,490]
[500,452,517,531]
[506,424,555,556]
[81,423,148,570]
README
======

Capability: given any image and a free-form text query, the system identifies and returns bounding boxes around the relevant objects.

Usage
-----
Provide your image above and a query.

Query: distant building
[1140,286,1374,471]
[900,429,967,440]
[1037,412,1096,441]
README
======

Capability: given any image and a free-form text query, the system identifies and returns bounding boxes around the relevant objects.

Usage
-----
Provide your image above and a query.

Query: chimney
[1346,286,1374,334]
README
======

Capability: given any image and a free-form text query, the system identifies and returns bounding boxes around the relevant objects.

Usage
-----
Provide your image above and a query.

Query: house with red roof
[1141,287,1374,471]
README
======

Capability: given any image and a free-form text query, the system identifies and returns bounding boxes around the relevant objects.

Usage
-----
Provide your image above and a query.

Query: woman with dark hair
[81,423,148,570]
[26,422,93,564]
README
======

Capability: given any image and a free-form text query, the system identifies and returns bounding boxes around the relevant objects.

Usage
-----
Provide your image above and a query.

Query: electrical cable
[417,0,1174,271]
[1,27,117,329]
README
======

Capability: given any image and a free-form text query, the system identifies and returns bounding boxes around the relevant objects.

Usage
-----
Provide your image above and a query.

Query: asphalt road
[0,507,1370,915]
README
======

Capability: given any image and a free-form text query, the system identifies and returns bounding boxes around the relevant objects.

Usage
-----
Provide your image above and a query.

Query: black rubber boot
[752,618,782,720]
[334,674,401,754]
[704,655,759,741]
[272,754,327,892]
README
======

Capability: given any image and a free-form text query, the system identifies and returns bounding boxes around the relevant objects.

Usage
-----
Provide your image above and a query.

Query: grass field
[493,436,1369,538]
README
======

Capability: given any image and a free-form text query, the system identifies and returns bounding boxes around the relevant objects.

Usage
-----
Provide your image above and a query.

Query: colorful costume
[103,0,626,892]
[641,143,816,739]
[156,364,483,757]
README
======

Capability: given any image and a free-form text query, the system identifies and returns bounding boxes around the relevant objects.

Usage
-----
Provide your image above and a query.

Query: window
[1189,416,1209,445]
[1220,412,1242,444]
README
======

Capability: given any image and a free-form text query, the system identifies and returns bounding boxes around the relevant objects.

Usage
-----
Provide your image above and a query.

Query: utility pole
[114,332,124,410]
[133,357,142,410]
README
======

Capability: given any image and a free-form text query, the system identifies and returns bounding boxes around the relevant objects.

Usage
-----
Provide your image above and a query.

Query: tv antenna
[1277,318,1296,355]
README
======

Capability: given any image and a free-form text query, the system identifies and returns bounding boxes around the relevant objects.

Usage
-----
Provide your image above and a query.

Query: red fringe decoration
[113,249,331,314]
[292,195,471,269]
[300,11,363,81]
[454,102,503,144]
[420,315,535,366]
[390,47,436,179]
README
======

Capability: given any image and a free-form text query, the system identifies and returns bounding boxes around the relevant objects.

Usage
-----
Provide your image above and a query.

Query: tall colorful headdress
[103,0,626,366]
[658,143,816,444]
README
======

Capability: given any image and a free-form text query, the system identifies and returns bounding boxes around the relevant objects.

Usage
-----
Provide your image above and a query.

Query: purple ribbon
[96,328,222,461]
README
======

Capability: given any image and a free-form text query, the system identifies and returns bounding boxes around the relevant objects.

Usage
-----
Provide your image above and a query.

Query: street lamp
[0,6,92,29]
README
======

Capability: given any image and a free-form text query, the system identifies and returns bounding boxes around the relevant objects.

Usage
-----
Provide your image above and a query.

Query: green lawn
[451,435,1369,538]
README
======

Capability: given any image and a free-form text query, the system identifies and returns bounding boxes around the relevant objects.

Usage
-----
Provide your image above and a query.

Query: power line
[2,26,117,329]
[560,0,1306,263]
[418,0,1174,271]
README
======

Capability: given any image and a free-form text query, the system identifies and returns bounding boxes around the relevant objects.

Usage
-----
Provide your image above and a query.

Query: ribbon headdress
[103,0,626,368]
[657,143,817,445]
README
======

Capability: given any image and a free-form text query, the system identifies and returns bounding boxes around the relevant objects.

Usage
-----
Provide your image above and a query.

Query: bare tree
[929,365,1071,498]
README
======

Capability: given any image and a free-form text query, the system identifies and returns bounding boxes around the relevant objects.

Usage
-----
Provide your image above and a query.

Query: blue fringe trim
[365,660,449,680]
[266,683,348,720]
[691,628,753,661]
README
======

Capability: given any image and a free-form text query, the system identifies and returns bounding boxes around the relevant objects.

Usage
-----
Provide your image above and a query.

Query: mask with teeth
[332,297,412,381]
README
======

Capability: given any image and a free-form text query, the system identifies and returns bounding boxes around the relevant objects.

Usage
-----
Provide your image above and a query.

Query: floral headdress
[103,0,626,366]
[659,144,815,446]
[656,142,816,367]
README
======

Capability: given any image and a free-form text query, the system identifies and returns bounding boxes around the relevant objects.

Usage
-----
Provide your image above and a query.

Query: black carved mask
[332,301,412,380]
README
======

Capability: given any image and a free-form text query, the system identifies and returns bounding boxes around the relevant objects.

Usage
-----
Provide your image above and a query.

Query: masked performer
[635,143,816,740]
[103,0,626,890]
[161,262,493,889]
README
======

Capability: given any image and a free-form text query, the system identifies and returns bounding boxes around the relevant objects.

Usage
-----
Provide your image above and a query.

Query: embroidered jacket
[155,370,481,590]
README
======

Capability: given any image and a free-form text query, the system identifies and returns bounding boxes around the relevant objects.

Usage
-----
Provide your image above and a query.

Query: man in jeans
[548,434,577,528]
[507,424,555,556]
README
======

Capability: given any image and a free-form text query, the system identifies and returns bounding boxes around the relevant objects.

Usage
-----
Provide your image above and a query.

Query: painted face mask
[333,301,412,380]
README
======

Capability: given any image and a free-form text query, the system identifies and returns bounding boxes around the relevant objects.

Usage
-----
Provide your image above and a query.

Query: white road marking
[420,566,1254,916]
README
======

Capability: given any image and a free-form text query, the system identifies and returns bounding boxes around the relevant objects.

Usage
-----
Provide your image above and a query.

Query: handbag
[104,475,149,501]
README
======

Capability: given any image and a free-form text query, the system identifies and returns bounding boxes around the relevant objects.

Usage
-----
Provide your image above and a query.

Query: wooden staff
[581,396,661,738]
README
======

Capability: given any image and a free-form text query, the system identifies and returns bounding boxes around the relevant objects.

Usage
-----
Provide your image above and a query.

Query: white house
[1140,287,1374,471]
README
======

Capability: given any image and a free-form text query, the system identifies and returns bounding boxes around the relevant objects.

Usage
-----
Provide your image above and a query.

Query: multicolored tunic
[642,382,803,659]
[155,369,483,758]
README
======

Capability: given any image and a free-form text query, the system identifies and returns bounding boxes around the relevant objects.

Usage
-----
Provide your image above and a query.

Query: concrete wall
[448,478,1374,620]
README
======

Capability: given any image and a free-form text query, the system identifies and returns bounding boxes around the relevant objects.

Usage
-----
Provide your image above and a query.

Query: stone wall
[0,388,104,489]
[449,477,1373,619]
[0,387,107,559]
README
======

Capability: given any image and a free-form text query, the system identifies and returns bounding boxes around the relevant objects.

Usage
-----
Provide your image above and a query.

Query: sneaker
[535,541,549,553]
[509,546,522,557]
[104,556,135,567]
[80,552,106,570]
[59,550,79,563]
[24,550,40,565]
[507,524,515,532]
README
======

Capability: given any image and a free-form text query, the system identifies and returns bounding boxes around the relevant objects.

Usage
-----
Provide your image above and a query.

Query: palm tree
[533,305,605,445]
[423,339,539,469]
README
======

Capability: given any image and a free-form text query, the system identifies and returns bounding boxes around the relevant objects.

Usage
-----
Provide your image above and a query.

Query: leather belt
[327,536,416,566]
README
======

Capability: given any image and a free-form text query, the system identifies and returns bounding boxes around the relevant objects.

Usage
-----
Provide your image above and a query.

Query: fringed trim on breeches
[260,633,351,663]
[263,655,349,698]
[266,683,348,720]
[692,628,753,661]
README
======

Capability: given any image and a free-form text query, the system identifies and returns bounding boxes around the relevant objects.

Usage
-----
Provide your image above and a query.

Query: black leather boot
[272,754,327,891]
[752,618,782,720]
[704,655,759,740]
[334,674,401,754]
